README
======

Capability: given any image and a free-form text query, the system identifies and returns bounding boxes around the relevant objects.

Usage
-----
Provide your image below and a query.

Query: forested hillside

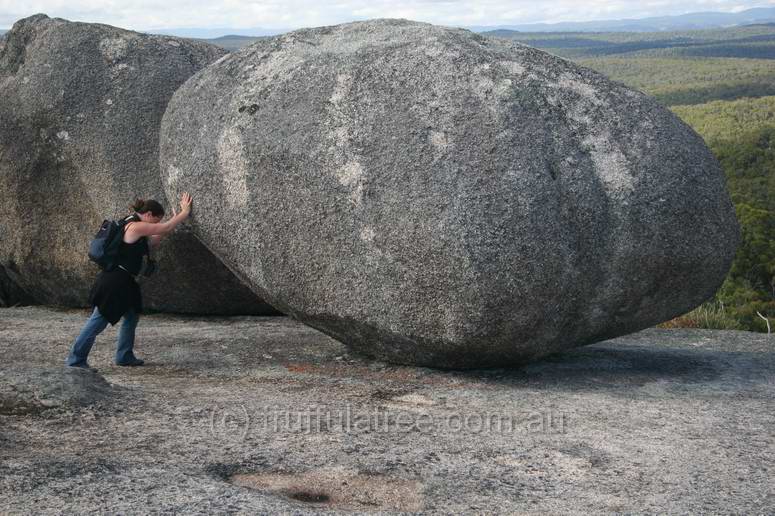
[669,98,775,331]
[578,57,775,105]
[485,24,775,59]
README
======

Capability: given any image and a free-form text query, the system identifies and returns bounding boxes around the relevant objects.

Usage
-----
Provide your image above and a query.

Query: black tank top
[116,217,148,276]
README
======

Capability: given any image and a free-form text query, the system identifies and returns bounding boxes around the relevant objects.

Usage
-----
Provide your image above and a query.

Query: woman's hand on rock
[179,192,192,216]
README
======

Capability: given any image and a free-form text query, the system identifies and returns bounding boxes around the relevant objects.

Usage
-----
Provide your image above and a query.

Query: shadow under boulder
[0,264,35,308]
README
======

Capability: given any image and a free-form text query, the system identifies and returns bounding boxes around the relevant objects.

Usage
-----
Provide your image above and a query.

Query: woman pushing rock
[65,193,192,370]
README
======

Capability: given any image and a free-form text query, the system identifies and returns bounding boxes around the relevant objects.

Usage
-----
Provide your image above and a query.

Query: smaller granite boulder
[0,14,278,315]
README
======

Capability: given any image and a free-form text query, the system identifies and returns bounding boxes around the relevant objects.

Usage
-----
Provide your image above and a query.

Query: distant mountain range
[2,7,775,36]
[147,7,775,38]
[467,7,775,33]
[147,27,285,38]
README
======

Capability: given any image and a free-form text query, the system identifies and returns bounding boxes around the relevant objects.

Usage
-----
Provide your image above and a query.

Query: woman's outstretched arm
[125,193,192,243]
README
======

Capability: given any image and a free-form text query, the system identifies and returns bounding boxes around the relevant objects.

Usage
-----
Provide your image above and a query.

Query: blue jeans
[65,306,140,366]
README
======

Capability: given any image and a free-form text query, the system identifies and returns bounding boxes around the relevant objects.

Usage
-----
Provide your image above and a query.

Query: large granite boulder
[160,19,741,368]
[0,14,277,314]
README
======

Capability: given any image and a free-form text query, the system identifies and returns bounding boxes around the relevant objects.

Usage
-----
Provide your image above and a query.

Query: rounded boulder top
[160,19,741,368]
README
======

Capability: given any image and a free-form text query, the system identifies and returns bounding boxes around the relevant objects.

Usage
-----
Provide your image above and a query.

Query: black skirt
[88,268,142,325]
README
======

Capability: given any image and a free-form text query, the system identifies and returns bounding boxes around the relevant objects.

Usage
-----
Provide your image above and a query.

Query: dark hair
[131,198,165,217]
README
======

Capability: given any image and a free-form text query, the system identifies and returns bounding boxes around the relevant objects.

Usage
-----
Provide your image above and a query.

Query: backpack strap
[119,213,141,226]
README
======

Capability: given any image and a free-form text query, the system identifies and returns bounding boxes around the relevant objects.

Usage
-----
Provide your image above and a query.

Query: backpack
[88,213,140,271]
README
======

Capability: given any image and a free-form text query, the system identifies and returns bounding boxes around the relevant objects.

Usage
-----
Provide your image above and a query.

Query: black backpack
[88,213,140,271]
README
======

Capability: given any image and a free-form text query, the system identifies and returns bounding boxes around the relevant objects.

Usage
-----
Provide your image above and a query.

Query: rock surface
[0,365,125,415]
[0,14,277,315]
[160,19,740,367]
[0,306,773,513]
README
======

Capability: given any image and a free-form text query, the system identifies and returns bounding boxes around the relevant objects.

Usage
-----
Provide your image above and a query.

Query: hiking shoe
[116,357,145,367]
[67,363,98,373]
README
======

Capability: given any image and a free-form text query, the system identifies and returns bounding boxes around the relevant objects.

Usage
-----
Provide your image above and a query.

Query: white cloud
[0,0,772,31]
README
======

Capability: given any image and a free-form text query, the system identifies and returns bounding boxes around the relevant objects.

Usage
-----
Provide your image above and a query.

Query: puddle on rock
[229,465,425,511]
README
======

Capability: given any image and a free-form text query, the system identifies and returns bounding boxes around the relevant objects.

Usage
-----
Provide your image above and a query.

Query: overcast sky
[1,0,773,31]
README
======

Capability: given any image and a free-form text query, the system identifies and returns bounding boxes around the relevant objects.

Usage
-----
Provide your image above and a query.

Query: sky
[1,0,773,31]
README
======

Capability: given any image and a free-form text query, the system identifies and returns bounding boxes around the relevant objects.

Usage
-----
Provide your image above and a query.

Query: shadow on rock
[451,345,773,393]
